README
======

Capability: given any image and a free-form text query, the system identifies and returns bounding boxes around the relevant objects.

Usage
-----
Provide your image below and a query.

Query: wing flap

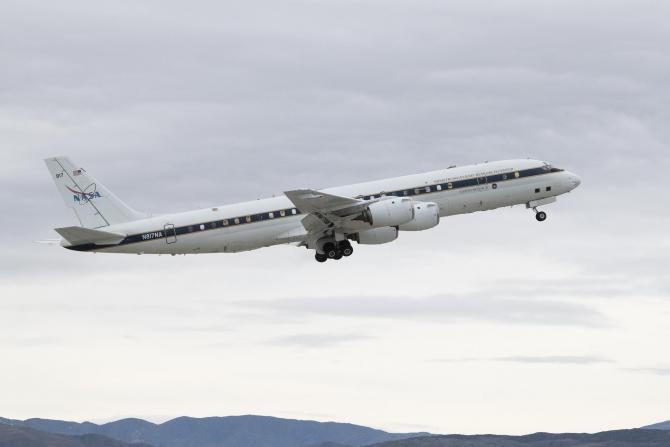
[284,189,362,214]
[284,189,370,234]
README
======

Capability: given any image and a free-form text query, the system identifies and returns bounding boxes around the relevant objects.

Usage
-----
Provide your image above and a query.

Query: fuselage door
[477,176,488,185]
[164,224,177,244]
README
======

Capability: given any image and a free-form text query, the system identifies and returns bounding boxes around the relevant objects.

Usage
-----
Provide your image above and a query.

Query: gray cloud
[1,0,670,432]
[494,356,614,365]
[430,356,615,365]
[0,336,62,348]
[266,333,374,348]
[623,367,670,376]
[237,294,609,327]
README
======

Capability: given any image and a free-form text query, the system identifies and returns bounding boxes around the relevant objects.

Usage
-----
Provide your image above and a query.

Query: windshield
[543,163,564,173]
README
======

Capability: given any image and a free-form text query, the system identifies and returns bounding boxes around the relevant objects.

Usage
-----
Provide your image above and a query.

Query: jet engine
[399,202,440,231]
[353,227,398,245]
[358,197,414,228]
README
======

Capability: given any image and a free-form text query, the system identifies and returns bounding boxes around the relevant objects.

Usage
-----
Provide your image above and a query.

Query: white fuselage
[65,159,581,254]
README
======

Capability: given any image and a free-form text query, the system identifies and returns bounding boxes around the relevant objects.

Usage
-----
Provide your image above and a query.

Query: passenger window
[200,224,205,230]
[425,186,431,193]
[436,185,442,191]
[269,212,274,218]
[222,219,229,226]
[414,188,420,195]
[234,218,240,225]
[280,210,286,217]
[245,216,252,223]
[502,174,508,180]
[515,172,520,178]
[403,190,408,196]
[291,209,297,215]
[448,183,453,189]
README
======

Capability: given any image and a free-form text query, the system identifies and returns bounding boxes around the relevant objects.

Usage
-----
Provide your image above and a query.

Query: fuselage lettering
[142,231,164,240]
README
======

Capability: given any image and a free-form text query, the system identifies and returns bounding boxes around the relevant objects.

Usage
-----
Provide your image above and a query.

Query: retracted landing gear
[315,240,354,262]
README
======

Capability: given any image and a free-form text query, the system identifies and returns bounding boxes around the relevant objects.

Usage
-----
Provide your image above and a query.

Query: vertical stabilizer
[44,156,146,228]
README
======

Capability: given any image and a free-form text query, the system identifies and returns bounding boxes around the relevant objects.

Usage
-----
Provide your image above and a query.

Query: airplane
[44,156,581,262]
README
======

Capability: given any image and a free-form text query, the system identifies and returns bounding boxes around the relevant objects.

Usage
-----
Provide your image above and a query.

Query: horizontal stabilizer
[54,226,126,245]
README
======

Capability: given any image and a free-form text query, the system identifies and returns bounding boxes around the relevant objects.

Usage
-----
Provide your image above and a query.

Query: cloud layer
[1,0,669,436]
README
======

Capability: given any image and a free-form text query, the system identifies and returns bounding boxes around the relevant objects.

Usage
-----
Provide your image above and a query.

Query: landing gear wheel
[315,253,328,263]
[323,242,338,258]
[339,241,353,257]
[332,251,343,260]
[536,211,547,222]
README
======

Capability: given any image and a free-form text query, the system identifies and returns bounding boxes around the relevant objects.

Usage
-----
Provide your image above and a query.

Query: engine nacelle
[399,202,440,231]
[361,197,414,228]
[354,227,398,245]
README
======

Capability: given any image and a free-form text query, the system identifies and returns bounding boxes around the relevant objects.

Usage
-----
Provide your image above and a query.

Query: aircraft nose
[568,172,582,189]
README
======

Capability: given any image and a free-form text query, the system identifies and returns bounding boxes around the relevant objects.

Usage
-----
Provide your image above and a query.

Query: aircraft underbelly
[99,219,301,254]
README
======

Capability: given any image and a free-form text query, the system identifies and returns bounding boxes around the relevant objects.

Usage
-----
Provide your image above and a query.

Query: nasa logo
[66,184,102,204]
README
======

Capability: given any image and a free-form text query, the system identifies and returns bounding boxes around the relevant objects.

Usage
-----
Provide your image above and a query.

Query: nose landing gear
[533,208,547,222]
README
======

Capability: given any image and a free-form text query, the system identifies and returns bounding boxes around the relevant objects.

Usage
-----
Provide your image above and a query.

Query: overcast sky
[1,0,669,436]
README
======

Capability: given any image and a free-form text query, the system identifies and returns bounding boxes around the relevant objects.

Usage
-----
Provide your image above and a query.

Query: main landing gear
[315,240,354,262]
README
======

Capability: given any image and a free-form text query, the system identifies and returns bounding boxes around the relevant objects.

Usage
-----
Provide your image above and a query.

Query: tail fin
[44,156,146,229]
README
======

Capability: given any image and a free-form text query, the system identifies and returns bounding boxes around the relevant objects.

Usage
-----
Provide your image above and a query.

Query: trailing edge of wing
[284,189,362,214]
[284,189,370,233]
[54,226,126,245]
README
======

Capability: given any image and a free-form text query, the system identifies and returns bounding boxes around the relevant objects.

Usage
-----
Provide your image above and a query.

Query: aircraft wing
[284,189,370,233]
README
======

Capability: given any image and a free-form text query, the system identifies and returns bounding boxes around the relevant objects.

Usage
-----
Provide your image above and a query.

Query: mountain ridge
[0,423,153,447]
[642,420,670,430]
[365,429,670,447]
[2,415,669,447]
[0,415,424,447]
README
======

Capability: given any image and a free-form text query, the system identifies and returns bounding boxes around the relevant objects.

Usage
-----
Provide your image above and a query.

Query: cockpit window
[544,163,564,173]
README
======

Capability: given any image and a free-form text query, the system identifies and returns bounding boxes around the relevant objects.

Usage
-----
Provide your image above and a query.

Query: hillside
[641,420,670,430]
[0,415,423,447]
[0,423,153,447]
[3,415,670,447]
[366,429,670,447]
